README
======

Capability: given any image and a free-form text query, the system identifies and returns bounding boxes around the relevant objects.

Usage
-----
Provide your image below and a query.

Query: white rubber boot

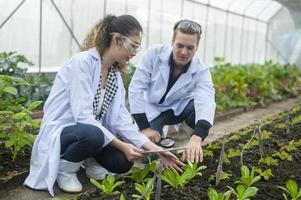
[57,159,83,193]
[84,157,107,180]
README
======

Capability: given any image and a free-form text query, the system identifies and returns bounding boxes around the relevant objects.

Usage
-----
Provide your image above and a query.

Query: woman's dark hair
[81,14,142,70]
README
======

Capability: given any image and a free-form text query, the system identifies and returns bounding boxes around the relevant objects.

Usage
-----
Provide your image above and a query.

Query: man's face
[172,31,198,68]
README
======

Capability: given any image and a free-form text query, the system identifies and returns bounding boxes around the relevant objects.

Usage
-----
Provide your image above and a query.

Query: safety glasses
[177,20,202,34]
[119,34,142,54]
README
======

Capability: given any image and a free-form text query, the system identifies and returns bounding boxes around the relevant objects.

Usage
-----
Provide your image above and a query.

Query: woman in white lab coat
[24,14,183,196]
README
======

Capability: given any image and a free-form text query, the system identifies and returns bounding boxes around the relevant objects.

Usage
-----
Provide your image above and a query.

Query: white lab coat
[24,48,149,196]
[129,44,216,125]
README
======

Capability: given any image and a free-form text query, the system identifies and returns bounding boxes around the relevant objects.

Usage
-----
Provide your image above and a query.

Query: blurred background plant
[0,51,54,108]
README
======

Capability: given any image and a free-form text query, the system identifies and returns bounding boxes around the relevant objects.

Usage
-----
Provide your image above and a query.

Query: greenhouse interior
[0,0,301,200]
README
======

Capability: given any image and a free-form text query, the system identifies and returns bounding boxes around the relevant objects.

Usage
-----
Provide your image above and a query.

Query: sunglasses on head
[177,20,202,34]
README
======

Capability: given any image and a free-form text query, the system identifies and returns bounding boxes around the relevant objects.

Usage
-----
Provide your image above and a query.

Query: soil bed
[77,104,301,200]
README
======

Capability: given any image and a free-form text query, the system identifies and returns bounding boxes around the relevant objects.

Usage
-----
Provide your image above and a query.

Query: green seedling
[227,185,258,200]
[209,171,232,183]
[208,187,232,200]
[90,174,125,196]
[278,179,301,200]
[235,166,260,187]
[255,168,273,180]
[291,115,301,125]
[129,160,156,183]
[255,130,271,140]
[275,122,286,129]
[207,143,221,151]
[161,162,206,188]
[258,156,279,167]
[203,148,214,157]
[280,140,297,152]
[161,168,189,188]
[224,148,240,163]
[272,151,292,161]
[294,139,301,147]
[132,178,154,200]
[120,193,126,200]
[183,161,207,178]
[227,134,241,142]
[226,148,241,158]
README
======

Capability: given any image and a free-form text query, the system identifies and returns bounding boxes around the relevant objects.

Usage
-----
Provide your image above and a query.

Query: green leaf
[12,112,28,120]
[27,101,43,111]
[241,186,258,199]
[4,86,17,95]
[286,180,298,197]
[0,111,14,115]
[208,188,218,200]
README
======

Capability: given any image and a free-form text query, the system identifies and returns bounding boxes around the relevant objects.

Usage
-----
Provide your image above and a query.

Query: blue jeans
[60,123,133,173]
[150,100,195,135]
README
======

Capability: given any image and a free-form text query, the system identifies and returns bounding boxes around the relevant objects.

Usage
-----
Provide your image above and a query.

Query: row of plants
[211,57,300,112]
[1,52,300,112]
[60,104,301,200]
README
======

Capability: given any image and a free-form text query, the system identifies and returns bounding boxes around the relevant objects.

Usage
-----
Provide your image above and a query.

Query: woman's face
[113,33,142,64]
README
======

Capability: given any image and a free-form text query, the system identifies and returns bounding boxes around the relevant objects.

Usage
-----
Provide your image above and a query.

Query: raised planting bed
[76,104,301,200]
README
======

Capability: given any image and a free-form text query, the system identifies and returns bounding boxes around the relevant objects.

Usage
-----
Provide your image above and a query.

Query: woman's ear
[113,35,122,46]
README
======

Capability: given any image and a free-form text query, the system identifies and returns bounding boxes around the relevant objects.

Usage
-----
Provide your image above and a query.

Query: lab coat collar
[88,47,101,60]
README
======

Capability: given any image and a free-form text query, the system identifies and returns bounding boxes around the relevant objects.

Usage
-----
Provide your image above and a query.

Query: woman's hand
[122,143,144,161]
[157,151,184,173]
[111,138,144,161]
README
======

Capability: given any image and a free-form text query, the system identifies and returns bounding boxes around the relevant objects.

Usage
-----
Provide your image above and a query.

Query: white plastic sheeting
[0,0,300,72]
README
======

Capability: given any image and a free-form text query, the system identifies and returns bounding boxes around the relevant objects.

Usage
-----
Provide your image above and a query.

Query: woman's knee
[83,125,104,149]
[113,157,133,173]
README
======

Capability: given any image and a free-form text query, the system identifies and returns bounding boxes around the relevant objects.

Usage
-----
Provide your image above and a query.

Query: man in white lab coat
[129,19,216,163]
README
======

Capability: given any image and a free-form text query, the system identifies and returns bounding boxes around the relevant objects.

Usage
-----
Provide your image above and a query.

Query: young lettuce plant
[209,171,232,183]
[161,168,190,188]
[161,162,206,188]
[132,178,154,200]
[183,161,207,178]
[208,187,232,200]
[278,179,301,200]
[129,160,156,183]
[255,168,273,181]
[90,174,125,196]
[235,165,261,187]
[227,185,258,200]
[258,156,279,167]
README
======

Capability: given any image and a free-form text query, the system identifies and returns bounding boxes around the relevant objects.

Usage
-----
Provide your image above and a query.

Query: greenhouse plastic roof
[192,0,283,22]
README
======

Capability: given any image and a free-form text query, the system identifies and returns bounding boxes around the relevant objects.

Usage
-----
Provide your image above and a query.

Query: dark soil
[0,145,31,184]
[77,104,301,200]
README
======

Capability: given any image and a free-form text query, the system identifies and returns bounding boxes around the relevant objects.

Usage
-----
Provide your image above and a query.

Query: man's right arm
[128,46,157,127]
[128,46,161,143]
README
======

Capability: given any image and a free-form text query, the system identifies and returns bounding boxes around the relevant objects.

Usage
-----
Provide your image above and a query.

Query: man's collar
[168,52,191,73]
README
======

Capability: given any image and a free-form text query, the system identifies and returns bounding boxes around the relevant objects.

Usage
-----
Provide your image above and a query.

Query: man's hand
[157,151,184,173]
[181,135,203,163]
[141,128,161,143]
